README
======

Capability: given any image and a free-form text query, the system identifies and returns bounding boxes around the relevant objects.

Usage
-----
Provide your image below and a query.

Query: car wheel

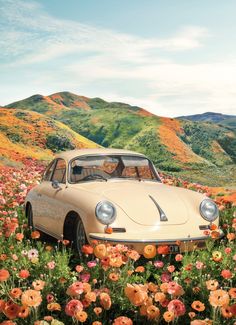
[26,203,35,230]
[74,216,88,254]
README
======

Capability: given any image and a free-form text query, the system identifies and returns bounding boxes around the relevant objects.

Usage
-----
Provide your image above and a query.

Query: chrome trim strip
[149,195,168,221]
[89,233,224,243]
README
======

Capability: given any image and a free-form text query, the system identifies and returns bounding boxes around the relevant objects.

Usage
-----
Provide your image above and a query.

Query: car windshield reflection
[70,155,160,183]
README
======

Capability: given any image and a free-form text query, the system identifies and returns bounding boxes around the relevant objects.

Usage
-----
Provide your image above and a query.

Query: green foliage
[46,134,75,152]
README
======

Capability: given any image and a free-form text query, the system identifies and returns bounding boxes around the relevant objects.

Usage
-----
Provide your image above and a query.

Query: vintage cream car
[25,148,222,253]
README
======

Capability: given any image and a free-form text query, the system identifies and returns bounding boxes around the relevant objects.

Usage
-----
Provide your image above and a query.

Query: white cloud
[0,0,235,117]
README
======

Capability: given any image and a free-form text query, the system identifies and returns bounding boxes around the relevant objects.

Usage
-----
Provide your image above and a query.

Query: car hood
[79,180,192,226]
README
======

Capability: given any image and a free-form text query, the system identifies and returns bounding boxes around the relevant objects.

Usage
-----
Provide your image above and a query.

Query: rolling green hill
[0,108,98,167]
[4,92,236,186]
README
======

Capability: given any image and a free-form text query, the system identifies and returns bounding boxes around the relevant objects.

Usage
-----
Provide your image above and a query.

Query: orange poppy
[21,289,42,307]
[15,233,24,241]
[113,316,133,325]
[209,289,229,307]
[18,305,29,318]
[0,254,7,261]
[93,307,102,316]
[227,233,235,241]
[0,269,10,282]
[229,288,236,298]
[109,272,119,281]
[82,244,94,255]
[10,288,22,299]
[146,305,160,320]
[100,293,111,310]
[221,306,232,318]
[75,310,88,322]
[163,311,175,323]
[3,301,20,320]
[85,291,96,303]
[94,244,107,259]
[135,266,145,273]
[154,292,166,303]
[148,282,158,293]
[143,245,156,259]
[125,284,148,306]
[157,245,170,255]
[191,301,205,312]
[47,303,61,311]
[31,231,41,239]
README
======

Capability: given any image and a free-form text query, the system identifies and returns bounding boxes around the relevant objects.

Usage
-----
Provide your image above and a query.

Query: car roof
[55,148,146,161]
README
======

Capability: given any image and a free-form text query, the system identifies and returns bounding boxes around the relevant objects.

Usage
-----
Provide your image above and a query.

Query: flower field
[0,160,235,324]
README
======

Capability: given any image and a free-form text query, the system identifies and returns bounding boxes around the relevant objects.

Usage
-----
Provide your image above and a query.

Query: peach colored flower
[148,282,158,293]
[47,303,61,311]
[167,265,175,273]
[9,288,22,299]
[229,288,236,298]
[126,249,140,261]
[18,305,29,318]
[93,307,102,316]
[191,301,205,312]
[66,281,84,297]
[209,289,229,307]
[135,266,145,273]
[85,291,96,303]
[113,316,133,325]
[175,254,183,262]
[75,310,88,322]
[21,289,42,307]
[109,272,119,281]
[15,233,24,241]
[0,269,10,282]
[168,299,186,317]
[100,293,111,310]
[143,245,156,259]
[163,311,175,323]
[32,280,45,291]
[227,233,235,241]
[160,283,169,293]
[205,280,219,291]
[188,312,196,319]
[146,305,160,320]
[75,265,84,273]
[125,284,148,306]
[92,322,102,325]
[94,244,107,259]
[154,292,166,303]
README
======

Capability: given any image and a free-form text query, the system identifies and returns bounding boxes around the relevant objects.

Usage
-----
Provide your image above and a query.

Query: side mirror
[51,180,61,189]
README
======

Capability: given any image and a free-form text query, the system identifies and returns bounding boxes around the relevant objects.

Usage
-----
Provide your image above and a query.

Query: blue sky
[1,0,236,117]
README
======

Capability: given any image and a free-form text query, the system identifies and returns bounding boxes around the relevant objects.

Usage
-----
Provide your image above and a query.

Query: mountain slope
[178,112,236,128]
[4,92,236,186]
[0,108,99,166]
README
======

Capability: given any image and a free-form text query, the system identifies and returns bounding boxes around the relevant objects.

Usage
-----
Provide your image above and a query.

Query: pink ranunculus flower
[65,299,83,316]
[87,260,97,268]
[195,261,204,270]
[175,254,183,262]
[161,272,171,283]
[47,261,56,270]
[221,269,232,279]
[154,260,164,268]
[66,281,84,297]
[80,272,90,283]
[168,299,186,317]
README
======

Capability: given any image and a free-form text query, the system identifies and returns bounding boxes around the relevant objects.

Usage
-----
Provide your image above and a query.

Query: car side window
[43,160,57,181]
[51,159,67,184]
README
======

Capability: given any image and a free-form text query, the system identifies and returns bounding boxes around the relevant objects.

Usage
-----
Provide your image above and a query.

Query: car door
[35,158,69,238]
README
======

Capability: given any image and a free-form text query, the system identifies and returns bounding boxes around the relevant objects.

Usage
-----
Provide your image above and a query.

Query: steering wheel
[82,174,107,181]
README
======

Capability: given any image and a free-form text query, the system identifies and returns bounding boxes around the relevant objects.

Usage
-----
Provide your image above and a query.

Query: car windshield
[70,155,160,183]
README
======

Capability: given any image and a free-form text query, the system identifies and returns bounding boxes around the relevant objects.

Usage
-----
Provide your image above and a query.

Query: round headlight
[200,199,219,222]
[95,201,116,225]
